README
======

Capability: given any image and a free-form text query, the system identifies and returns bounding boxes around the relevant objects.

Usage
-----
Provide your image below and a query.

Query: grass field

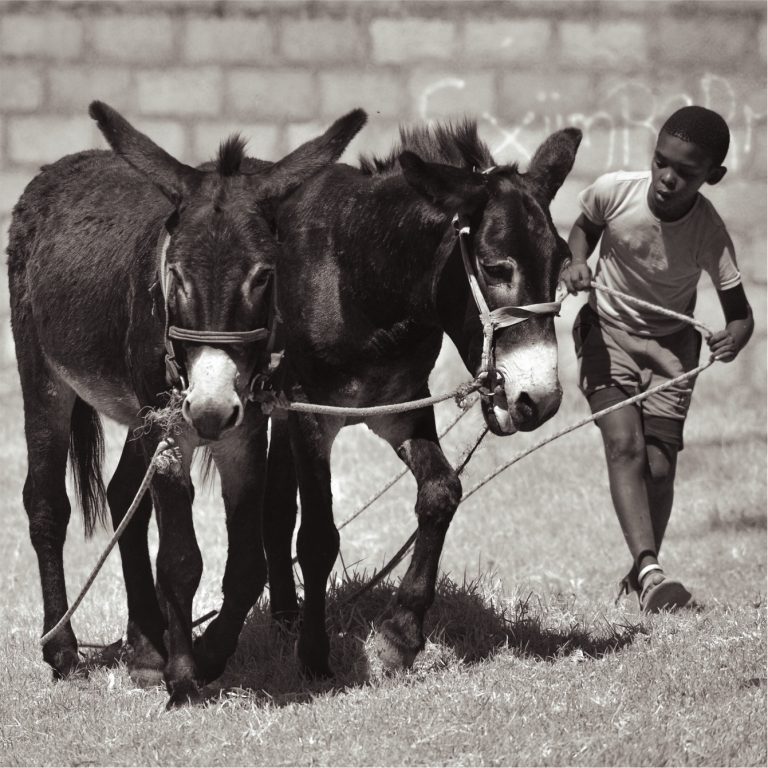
[0,280,765,766]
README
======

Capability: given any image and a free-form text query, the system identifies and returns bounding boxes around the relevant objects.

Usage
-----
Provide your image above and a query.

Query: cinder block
[485,125,556,166]
[655,17,753,67]
[280,16,363,62]
[569,125,655,179]
[137,68,223,116]
[549,176,583,235]
[501,72,595,121]
[131,119,188,163]
[183,17,273,63]
[48,67,134,113]
[0,65,44,110]
[560,21,648,69]
[7,115,96,165]
[227,69,316,120]
[192,122,280,164]
[0,170,34,214]
[319,70,405,119]
[464,18,552,63]
[90,13,175,64]
[371,18,456,63]
[339,118,401,167]
[408,70,496,121]
[0,11,83,59]
[284,121,325,157]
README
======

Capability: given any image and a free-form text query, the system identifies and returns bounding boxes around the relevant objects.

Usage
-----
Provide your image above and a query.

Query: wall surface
[1,0,765,363]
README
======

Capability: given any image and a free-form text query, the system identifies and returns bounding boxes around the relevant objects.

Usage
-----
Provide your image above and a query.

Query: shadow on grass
[203,571,642,707]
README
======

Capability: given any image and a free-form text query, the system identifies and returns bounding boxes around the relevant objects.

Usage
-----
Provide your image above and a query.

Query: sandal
[638,564,691,613]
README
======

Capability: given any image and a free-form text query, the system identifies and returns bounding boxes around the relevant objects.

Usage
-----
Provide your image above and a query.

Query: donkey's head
[400,127,581,435]
[90,101,366,440]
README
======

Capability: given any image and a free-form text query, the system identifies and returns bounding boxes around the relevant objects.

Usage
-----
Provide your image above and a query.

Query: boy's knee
[646,437,678,483]
[603,431,645,465]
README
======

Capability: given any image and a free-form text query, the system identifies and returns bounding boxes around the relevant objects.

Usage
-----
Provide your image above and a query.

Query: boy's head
[648,106,730,221]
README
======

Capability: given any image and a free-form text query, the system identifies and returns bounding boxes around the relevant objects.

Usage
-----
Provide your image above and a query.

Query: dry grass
[0,281,764,766]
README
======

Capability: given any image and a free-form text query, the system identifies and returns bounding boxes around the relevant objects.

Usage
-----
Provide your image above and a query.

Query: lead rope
[39,439,181,649]
[344,284,716,595]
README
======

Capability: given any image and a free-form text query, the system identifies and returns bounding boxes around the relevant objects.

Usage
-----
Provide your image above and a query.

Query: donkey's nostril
[514,391,538,424]
[223,403,242,431]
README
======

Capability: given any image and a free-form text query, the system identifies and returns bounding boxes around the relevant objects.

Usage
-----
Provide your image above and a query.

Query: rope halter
[157,219,279,390]
[452,213,562,392]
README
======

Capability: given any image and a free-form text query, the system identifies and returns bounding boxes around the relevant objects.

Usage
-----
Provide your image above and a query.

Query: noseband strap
[452,214,561,384]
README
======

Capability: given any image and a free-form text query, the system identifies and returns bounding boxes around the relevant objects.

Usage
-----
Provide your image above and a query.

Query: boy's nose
[661,171,676,188]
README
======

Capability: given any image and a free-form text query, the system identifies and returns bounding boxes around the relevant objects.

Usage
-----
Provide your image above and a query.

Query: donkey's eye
[251,269,273,288]
[481,262,513,281]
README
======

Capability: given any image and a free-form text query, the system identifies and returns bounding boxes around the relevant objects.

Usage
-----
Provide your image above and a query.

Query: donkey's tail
[69,397,107,537]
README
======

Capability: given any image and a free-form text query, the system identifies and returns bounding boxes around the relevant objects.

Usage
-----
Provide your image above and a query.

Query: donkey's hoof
[50,649,87,681]
[294,639,332,680]
[165,680,205,709]
[125,639,165,688]
[192,635,229,684]
[372,621,421,673]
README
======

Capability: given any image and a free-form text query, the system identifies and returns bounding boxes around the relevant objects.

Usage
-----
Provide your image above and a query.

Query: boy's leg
[645,436,679,553]
[594,401,659,574]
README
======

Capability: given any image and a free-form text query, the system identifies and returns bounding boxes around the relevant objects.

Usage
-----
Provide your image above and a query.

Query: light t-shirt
[579,170,741,336]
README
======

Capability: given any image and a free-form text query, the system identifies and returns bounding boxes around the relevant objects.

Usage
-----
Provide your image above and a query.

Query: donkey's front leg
[151,448,203,707]
[193,413,269,683]
[289,408,344,678]
[108,432,166,685]
[371,409,461,670]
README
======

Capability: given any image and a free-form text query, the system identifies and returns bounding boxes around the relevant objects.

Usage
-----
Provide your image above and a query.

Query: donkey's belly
[48,359,142,425]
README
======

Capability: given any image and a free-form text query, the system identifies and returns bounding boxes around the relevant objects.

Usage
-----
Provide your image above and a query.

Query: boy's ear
[707,165,727,185]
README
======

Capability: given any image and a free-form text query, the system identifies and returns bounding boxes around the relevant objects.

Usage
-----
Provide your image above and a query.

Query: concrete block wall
[0,0,765,363]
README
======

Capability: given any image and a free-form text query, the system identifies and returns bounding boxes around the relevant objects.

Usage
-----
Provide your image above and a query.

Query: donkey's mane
[359,119,496,175]
[217,134,248,177]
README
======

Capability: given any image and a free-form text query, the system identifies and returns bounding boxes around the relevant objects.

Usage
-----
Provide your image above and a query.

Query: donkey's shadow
[202,573,642,707]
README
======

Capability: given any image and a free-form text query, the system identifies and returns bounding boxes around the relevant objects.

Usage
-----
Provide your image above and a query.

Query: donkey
[263,121,582,677]
[8,101,365,706]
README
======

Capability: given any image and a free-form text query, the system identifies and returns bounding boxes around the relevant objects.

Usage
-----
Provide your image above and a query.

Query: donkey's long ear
[399,151,488,214]
[526,127,582,203]
[260,108,367,200]
[89,101,201,205]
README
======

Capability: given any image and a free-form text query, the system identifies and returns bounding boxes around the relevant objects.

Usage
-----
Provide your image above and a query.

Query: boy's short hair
[660,106,730,166]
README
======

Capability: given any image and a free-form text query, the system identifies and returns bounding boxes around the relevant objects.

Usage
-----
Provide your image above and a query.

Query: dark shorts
[572,304,703,449]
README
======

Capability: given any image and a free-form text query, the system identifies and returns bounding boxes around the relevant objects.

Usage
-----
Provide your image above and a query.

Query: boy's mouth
[653,188,676,207]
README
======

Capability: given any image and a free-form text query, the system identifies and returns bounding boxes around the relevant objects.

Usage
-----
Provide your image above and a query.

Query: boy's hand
[560,260,593,294]
[707,329,740,362]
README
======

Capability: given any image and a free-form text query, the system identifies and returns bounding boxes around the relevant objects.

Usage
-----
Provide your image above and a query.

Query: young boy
[561,106,754,612]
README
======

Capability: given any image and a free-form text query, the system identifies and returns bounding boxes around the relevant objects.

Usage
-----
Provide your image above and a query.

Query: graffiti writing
[421,74,766,173]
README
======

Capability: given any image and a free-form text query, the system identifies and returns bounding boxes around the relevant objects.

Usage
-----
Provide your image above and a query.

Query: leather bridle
[452,212,561,393]
[156,219,279,391]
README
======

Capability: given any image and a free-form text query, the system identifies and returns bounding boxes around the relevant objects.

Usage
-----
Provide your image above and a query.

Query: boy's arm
[562,213,604,294]
[708,283,754,362]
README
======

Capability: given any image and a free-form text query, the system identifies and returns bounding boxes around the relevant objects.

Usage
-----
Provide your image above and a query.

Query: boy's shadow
[201,572,642,707]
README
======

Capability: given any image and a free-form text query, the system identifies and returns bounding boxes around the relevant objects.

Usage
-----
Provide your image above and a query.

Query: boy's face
[647,131,726,221]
